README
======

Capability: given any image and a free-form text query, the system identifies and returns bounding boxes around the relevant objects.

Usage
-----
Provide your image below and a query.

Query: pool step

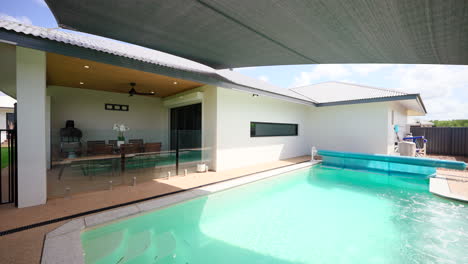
[83,229,128,264]
[122,230,157,264]
[123,230,189,264]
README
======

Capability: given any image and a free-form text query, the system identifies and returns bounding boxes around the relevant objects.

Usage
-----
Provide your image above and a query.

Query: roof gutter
[315,94,426,113]
[0,29,313,106]
[415,94,428,114]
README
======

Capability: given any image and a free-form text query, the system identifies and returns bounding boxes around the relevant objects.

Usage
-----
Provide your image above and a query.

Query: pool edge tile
[84,205,140,227]
[136,191,199,212]
[194,161,316,194]
[42,230,84,264]
[46,219,85,239]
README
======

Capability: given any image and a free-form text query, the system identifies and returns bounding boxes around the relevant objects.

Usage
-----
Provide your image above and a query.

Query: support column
[16,47,47,207]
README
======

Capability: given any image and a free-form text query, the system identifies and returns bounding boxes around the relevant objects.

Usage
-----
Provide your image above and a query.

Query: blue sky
[1,0,468,120]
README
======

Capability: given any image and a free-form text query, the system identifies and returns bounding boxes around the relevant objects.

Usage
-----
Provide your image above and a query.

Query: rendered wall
[215,87,310,171]
[16,47,47,207]
[309,102,390,154]
[48,86,169,156]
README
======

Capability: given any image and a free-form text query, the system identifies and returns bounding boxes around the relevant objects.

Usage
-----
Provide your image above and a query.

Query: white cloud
[0,13,32,25]
[349,64,392,75]
[258,75,269,82]
[288,63,468,120]
[388,65,468,120]
[291,64,350,87]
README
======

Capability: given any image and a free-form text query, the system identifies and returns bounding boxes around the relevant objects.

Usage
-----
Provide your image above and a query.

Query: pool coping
[41,161,317,264]
[429,175,468,202]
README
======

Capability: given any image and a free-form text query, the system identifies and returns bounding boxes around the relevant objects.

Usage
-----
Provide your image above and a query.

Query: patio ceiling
[45,0,468,68]
[46,53,203,97]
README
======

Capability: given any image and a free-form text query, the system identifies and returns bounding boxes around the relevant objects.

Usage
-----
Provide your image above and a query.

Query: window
[250,122,298,137]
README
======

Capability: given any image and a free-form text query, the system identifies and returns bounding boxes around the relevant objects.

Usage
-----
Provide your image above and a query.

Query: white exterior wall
[309,102,390,154]
[215,87,310,171]
[48,86,169,156]
[0,109,10,129]
[16,47,47,207]
[387,102,409,154]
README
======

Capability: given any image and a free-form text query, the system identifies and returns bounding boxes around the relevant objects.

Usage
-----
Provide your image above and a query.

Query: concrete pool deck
[0,156,311,264]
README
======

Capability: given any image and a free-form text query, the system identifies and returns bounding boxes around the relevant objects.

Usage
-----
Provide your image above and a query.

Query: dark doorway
[170,103,202,150]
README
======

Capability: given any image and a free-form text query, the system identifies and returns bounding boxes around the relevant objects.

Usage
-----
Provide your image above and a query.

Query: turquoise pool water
[82,165,468,264]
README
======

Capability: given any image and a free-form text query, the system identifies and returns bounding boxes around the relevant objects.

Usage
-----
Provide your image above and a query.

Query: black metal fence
[410,127,468,156]
[0,129,17,204]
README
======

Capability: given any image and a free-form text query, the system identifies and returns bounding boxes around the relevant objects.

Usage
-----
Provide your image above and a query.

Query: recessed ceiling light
[173,81,178,85]
[84,65,90,69]
[79,82,84,85]
[150,91,155,94]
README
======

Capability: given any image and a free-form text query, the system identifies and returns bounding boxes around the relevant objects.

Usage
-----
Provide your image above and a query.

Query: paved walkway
[0,156,310,264]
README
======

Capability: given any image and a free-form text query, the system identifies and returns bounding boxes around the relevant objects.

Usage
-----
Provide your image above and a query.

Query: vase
[117,140,125,147]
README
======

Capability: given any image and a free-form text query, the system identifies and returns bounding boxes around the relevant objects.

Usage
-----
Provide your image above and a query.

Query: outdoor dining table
[52,153,136,180]
[52,150,181,180]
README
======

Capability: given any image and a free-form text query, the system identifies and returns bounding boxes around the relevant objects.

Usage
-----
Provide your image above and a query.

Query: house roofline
[0,29,314,106]
[415,94,427,114]
[0,29,427,110]
[315,94,427,114]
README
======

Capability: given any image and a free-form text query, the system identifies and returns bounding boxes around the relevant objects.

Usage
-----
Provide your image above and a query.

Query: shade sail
[46,0,468,68]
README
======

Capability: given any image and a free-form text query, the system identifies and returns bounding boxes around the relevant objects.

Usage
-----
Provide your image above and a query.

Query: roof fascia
[0,29,313,106]
[315,94,423,109]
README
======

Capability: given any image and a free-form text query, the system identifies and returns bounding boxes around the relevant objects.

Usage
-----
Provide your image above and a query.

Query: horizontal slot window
[250,122,298,137]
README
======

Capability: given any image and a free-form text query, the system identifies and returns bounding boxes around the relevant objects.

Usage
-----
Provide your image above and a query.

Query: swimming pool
[81,165,468,264]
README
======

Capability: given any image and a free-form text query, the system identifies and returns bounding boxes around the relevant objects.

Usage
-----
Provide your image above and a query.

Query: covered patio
[46,53,211,198]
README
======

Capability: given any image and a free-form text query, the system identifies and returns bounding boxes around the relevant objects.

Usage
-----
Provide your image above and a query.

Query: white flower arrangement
[113,123,129,141]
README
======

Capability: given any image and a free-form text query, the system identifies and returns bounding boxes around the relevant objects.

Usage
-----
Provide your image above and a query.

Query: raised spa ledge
[318,150,467,175]
[41,160,318,264]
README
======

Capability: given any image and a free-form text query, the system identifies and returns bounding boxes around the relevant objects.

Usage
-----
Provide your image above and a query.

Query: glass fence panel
[48,128,211,198]
[49,128,175,198]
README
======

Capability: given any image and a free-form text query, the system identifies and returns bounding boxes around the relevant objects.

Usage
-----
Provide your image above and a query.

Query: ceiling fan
[128,82,155,96]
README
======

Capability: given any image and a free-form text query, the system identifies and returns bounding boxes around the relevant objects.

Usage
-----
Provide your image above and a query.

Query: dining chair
[87,140,106,155]
[144,142,162,153]
[91,144,114,155]
[120,143,140,154]
[129,139,144,152]
[108,140,117,147]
